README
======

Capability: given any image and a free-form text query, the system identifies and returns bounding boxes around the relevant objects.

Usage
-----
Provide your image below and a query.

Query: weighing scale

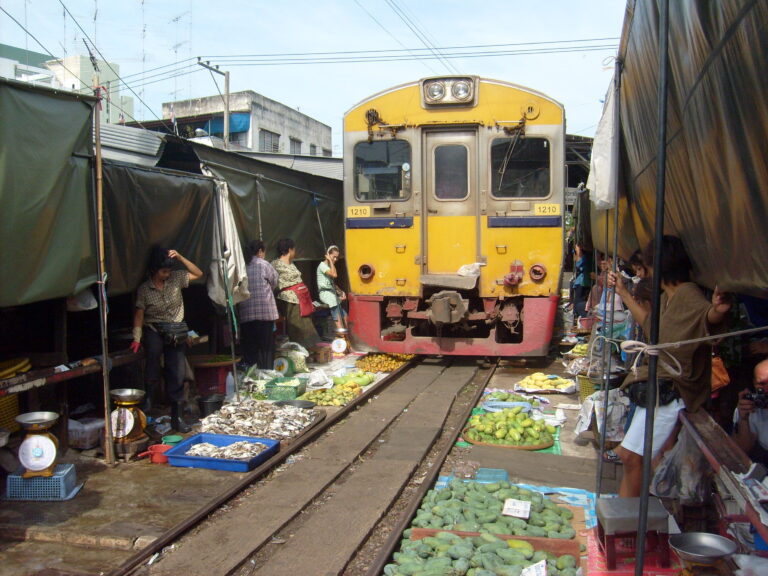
[110,388,149,459]
[16,411,60,478]
[331,328,350,358]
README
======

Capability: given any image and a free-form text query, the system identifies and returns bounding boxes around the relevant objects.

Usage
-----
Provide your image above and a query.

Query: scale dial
[331,338,348,354]
[111,408,135,439]
[19,434,57,472]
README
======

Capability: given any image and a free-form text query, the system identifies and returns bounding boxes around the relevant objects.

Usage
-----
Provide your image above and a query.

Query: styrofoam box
[68,417,104,450]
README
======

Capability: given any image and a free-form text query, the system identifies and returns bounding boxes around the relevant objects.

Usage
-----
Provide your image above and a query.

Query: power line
[58,0,170,130]
[0,4,144,128]
[209,44,619,66]
[385,0,459,75]
[353,0,439,75]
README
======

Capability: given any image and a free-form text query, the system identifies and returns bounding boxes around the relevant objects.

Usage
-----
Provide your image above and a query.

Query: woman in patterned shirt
[238,240,279,369]
[271,238,320,350]
[130,247,202,432]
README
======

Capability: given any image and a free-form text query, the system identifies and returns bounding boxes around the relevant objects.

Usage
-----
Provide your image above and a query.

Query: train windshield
[353,140,411,201]
[490,137,550,198]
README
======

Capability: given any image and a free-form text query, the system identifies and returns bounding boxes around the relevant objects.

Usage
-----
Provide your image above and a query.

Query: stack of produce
[514,373,576,393]
[464,408,556,448]
[200,399,318,439]
[385,531,578,576]
[355,353,415,372]
[410,480,575,539]
[569,343,589,356]
[0,357,31,379]
[300,371,374,406]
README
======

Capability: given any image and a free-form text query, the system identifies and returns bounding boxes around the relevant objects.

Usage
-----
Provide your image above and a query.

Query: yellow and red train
[343,76,565,356]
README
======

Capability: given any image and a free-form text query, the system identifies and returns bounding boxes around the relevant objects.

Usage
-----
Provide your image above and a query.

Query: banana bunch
[0,357,31,380]
[569,343,589,356]
[302,379,362,406]
[355,353,414,373]
[515,372,575,393]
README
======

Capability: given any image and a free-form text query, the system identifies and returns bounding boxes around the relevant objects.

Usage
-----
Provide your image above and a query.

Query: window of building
[229,132,248,147]
[290,138,302,155]
[490,137,550,198]
[309,144,317,156]
[322,148,332,157]
[353,140,411,201]
[259,129,280,153]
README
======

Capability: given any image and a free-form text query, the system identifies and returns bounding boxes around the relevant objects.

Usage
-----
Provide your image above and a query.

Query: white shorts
[620,399,684,458]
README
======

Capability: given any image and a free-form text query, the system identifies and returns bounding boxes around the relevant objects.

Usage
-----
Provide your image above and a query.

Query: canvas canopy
[0,79,97,307]
[102,162,218,295]
[590,0,768,297]
[178,142,345,261]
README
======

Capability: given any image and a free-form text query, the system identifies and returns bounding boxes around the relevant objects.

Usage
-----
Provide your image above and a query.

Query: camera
[745,389,768,409]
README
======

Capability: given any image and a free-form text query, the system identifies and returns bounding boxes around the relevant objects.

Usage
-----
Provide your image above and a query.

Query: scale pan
[16,411,59,431]
[110,388,146,403]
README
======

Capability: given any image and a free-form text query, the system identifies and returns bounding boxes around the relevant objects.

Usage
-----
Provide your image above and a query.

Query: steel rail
[110,358,419,576]
[362,358,499,576]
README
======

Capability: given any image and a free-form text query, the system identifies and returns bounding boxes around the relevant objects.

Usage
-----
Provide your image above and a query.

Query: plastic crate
[193,365,229,396]
[68,417,105,450]
[0,394,20,433]
[5,464,82,501]
[265,377,306,401]
[166,433,279,472]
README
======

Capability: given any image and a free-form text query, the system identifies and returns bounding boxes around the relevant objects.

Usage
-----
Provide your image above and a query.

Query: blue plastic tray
[166,433,279,472]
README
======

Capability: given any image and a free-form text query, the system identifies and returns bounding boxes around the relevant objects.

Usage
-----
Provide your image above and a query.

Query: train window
[490,137,550,198]
[434,145,468,200]
[353,140,411,201]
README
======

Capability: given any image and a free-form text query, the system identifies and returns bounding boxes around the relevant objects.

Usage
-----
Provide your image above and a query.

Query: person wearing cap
[317,245,347,331]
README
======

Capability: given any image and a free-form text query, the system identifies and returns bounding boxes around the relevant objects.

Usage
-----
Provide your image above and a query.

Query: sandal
[603,449,621,463]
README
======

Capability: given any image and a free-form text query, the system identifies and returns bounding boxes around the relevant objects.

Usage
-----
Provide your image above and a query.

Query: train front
[343,76,565,357]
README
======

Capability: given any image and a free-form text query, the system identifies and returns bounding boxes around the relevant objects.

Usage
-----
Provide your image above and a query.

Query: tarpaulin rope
[312,194,327,250]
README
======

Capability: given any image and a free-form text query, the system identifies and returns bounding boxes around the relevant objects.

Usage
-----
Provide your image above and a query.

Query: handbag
[281,283,314,317]
[152,321,189,346]
[629,379,680,408]
[711,352,731,393]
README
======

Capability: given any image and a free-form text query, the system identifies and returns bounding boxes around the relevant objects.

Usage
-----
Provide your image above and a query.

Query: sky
[0,0,626,155]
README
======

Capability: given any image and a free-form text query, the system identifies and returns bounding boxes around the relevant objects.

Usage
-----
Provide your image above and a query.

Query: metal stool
[596,497,671,569]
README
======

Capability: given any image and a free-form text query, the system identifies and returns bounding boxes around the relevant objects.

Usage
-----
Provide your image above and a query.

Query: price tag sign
[521,559,547,576]
[502,498,531,519]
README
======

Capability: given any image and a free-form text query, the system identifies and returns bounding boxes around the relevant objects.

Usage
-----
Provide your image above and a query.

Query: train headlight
[422,76,477,107]
[425,81,446,102]
[452,80,471,101]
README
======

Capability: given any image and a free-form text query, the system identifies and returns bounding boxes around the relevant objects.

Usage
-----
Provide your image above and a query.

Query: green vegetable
[556,554,577,570]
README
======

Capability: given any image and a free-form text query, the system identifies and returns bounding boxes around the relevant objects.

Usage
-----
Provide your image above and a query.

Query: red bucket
[139,443,172,464]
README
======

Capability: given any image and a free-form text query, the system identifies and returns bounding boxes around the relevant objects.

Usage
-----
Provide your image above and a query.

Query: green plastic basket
[265,377,306,401]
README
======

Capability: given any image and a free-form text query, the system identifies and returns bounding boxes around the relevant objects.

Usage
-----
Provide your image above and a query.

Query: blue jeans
[144,328,186,403]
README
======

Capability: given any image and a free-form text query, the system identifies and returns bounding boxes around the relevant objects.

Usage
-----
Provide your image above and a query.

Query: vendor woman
[607,235,730,497]
[272,238,320,350]
[130,247,202,432]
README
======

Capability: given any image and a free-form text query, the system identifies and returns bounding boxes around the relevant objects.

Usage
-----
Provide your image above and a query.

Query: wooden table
[680,410,768,543]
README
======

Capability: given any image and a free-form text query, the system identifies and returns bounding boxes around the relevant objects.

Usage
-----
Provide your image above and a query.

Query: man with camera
[734,359,768,465]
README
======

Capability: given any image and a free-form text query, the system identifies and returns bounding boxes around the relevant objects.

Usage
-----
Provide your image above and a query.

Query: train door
[423,130,478,275]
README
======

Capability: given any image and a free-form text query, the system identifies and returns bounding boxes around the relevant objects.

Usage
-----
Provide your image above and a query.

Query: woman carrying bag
[130,247,202,432]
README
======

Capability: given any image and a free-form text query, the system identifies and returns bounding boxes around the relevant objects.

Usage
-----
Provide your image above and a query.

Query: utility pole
[197,59,230,149]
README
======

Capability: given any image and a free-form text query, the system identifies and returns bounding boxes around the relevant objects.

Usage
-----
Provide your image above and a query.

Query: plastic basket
[265,377,306,401]
[577,374,596,403]
[5,464,82,501]
[0,394,20,433]
[166,433,279,472]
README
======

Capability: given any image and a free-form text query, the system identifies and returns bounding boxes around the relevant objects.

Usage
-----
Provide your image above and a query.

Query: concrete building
[46,55,134,125]
[0,44,134,124]
[159,90,332,155]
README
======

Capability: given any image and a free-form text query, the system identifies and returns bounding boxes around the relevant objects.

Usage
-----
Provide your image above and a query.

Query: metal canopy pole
[596,58,623,497]
[635,1,670,573]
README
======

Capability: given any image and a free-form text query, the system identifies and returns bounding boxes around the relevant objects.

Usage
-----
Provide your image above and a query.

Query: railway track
[111,357,496,576]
